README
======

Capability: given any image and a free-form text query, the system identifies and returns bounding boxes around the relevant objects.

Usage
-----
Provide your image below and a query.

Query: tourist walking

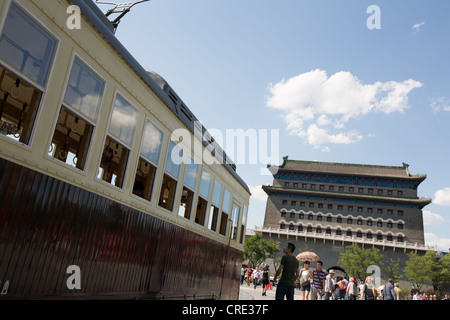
[252,266,262,290]
[347,278,357,300]
[394,283,403,300]
[382,278,396,300]
[240,266,246,285]
[358,280,366,300]
[247,267,253,286]
[274,243,300,300]
[336,277,347,300]
[261,266,270,296]
[310,261,327,300]
[299,261,313,300]
[323,269,335,300]
[362,276,376,300]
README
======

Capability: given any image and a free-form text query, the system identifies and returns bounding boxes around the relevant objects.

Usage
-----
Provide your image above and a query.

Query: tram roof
[71,0,250,194]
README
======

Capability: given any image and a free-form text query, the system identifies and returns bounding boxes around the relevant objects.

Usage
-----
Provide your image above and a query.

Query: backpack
[364,284,374,300]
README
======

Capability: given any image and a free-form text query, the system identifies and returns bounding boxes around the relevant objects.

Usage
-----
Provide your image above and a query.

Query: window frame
[230,202,241,241]
[219,187,232,236]
[107,92,139,149]
[46,53,106,172]
[0,65,45,147]
[240,204,248,244]
[0,1,60,89]
[0,0,60,148]
[195,167,212,226]
[131,117,165,202]
[177,155,199,220]
[208,178,223,231]
[97,91,139,190]
[158,140,183,212]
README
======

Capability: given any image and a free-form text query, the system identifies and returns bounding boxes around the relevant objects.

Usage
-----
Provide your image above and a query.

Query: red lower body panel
[0,158,241,299]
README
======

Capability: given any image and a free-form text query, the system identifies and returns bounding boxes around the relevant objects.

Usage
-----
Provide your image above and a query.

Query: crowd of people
[412,292,448,300]
[241,243,450,300]
[241,265,271,296]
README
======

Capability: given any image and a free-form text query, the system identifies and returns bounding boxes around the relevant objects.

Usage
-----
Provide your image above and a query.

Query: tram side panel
[0,158,241,299]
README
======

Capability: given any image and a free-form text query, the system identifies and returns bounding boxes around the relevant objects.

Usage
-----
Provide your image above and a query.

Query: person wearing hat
[323,269,335,300]
[347,278,357,300]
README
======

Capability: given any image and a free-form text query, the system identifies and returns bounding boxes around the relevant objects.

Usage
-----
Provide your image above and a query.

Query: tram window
[98,136,130,188]
[99,94,137,188]
[159,174,177,211]
[63,58,104,122]
[196,169,211,226]
[164,141,182,179]
[240,204,248,243]
[220,188,232,236]
[133,119,164,201]
[199,169,211,199]
[208,205,219,231]
[178,159,198,219]
[211,180,222,207]
[0,3,57,87]
[179,186,194,219]
[140,119,164,164]
[158,141,182,211]
[231,203,240,241]
[183,159,198,191]
[49,58,104,169]
[209,180,222,231]
[133,158,157,200]
[108,94,138,147]
[219,211,228,236]
[0,66,42,145]
[195,197,208,226]
[48,107,94,169]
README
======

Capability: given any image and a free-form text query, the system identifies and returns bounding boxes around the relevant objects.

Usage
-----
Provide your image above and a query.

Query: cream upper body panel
[0,0,250,250]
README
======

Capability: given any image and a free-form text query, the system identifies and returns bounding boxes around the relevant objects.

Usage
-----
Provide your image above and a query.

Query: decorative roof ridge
[278,156,408,171]
[268,156,427,181]
[273,169,427,180]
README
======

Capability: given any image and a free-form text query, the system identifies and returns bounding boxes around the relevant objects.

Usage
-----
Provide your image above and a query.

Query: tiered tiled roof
[268,156,426,181]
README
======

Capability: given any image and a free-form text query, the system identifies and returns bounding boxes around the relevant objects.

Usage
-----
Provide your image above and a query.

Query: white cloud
[430,96,450,112]
[266,69,422,150]
[249,185,268,202]
[434,187,450,206]
[412,21,425,35]
[305,124,363,146]
[425,233,450,251]
[423,210,445,226]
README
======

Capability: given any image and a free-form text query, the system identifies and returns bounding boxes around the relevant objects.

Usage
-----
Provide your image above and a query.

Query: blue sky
[98,0,450,251]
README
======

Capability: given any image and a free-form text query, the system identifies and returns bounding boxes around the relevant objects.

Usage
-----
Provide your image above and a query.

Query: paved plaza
[239,283,303,300]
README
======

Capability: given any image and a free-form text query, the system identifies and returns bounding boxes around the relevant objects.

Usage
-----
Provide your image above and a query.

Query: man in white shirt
[252,266,262,290]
